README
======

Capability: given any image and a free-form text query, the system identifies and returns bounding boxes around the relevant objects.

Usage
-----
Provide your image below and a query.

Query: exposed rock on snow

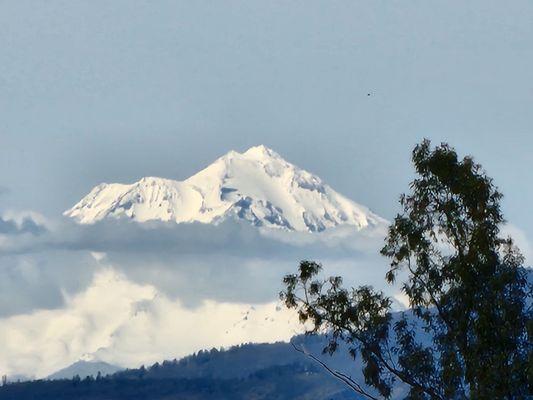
[65,145,385,233]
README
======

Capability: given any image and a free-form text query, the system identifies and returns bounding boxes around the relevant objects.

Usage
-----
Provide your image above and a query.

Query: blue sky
[1,1,532,237]
[0,0,532,378]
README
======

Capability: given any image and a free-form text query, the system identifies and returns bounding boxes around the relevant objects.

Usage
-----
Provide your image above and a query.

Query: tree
[138,365,146,379]
[72,374,81,386]
[281,140,532,399]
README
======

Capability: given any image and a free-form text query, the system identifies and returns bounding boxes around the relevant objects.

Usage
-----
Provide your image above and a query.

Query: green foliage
[281,140,532,399]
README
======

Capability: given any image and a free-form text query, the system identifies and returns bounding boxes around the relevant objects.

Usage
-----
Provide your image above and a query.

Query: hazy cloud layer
[1,213,529,316]
[0,215,46,236]
[0,268,301,378]
[0,211,396,378]
[0,215,391,315]
[0,211,530,378]
[0,250,101,316]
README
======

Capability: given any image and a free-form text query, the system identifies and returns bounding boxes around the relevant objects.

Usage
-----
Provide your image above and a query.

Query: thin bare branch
[291,342,383,400]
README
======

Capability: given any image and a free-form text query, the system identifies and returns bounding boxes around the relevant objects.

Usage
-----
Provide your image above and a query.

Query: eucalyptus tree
[281,140,532,399]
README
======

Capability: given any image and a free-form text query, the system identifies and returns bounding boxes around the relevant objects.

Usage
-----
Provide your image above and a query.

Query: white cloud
[0,211,399,380]
[7,212,531,380]
[0,214,391,315]
[501,223,532,263]
[0,268,301,379]
[393,292,410,310]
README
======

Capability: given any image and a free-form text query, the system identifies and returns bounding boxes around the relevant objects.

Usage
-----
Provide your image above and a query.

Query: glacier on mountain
[65,145,386,233]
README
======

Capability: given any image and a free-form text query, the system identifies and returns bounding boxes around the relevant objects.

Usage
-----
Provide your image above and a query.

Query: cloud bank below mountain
[0,205,531,379]
[0,267,301,378]
[0,211,394,378]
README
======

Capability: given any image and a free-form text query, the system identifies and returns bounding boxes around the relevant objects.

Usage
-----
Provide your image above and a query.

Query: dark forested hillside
[0,336,369,400]
[0,363,358,400]
[114,334,365,381]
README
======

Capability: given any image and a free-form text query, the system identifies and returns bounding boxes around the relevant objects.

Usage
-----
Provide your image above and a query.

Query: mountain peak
[242,145,280,160]
[65,147,386,232]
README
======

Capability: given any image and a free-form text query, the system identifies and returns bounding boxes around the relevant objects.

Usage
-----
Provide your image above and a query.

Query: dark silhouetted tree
[281,140,532,399]
[72,375,81,387]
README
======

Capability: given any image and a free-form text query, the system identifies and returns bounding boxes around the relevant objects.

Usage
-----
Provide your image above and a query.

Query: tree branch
[291,342,383,400]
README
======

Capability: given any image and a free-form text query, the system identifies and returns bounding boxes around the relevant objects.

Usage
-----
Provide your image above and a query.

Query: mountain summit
[65,145,385,232]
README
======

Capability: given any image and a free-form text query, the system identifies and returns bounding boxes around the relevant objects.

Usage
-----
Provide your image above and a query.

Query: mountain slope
[0,363,356,400]
[47,360,122,380]
[4,335,403,399]
[65,145,386,232]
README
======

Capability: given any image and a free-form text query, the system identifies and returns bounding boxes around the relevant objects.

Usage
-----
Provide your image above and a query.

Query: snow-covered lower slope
[65,145,386,232]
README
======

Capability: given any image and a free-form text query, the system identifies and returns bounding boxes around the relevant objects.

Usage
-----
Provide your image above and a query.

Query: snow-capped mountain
[65,145,386,232]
